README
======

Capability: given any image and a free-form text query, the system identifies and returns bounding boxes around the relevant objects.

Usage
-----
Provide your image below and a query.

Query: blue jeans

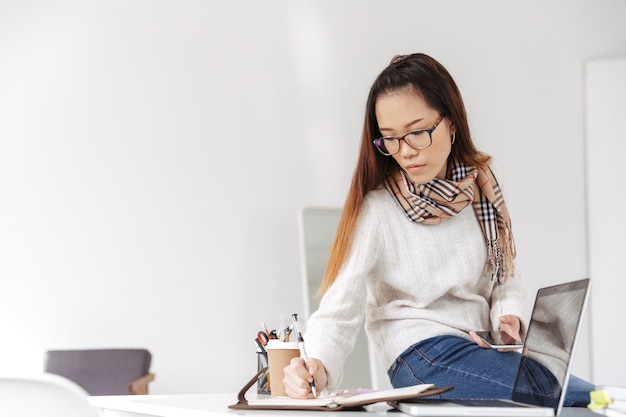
[387,335,594,407]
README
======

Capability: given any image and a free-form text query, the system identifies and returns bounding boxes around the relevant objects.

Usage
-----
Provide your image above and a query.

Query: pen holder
[256,352,270,396]
[265,340,300,397]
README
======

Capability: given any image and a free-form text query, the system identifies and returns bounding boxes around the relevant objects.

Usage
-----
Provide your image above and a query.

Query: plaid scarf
[385,160,515,284]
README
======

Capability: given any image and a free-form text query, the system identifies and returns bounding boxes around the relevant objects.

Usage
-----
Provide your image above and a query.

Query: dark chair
[44,348,155,395]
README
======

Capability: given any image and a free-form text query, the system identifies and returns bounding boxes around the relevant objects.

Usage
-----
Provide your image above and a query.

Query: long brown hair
[318,53,490,295]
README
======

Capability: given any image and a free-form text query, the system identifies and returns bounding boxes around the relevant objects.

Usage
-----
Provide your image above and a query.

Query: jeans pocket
[387,353,427,388]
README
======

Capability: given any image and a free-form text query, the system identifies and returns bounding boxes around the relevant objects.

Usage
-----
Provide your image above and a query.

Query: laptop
[389,278,591,417]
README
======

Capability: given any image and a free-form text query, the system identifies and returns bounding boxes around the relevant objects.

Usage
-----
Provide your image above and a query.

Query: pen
[291,313,317,398]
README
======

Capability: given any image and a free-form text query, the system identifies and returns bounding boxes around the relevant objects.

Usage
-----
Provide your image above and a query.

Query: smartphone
[474,330,523,349]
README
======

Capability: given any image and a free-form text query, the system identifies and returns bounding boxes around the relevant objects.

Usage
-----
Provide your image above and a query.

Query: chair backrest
[44,348,153,395]
[0,373,100,417]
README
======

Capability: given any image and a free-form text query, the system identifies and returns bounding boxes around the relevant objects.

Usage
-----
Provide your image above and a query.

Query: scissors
[257,331,270,346]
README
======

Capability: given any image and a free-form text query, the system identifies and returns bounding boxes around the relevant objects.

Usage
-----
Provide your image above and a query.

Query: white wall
[1,0,625,394]
[585,58,626,386]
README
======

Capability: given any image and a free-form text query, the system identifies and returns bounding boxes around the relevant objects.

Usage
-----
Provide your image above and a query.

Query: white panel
[585,58,626,386]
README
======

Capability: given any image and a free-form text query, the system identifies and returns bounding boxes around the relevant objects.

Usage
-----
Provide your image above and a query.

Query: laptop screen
[510,279,590,410]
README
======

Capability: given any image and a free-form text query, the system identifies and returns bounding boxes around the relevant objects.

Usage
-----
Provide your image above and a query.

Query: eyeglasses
[372,114,447,156]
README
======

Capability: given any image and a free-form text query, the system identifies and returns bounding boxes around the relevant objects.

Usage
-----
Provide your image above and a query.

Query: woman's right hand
[283,356,328,398]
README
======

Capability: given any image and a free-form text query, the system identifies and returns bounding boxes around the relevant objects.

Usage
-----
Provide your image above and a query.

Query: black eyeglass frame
[372,113,447,156]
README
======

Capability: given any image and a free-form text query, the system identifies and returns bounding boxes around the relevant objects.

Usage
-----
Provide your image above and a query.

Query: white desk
[89,393,597,417]
[89,393,392,417]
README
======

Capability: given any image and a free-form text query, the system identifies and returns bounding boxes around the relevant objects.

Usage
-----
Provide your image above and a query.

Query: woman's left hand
[496,315,522,352]
[469,315,522,352]
[498,315,521,342]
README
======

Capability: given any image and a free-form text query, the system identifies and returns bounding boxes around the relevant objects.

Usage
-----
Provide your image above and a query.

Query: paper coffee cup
[265,340,300,397]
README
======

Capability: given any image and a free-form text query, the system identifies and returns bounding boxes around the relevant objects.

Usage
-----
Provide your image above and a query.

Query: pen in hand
[291,313,317,398]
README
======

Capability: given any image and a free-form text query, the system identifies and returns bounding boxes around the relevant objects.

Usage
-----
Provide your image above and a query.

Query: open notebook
[389,278,591,417]
[228,367,452,411]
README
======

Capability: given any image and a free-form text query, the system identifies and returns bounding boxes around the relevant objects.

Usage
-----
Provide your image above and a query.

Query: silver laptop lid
[510,278,590,413]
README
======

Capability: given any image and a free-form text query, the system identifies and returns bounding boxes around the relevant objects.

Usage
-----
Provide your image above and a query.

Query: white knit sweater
[305,187,528,391]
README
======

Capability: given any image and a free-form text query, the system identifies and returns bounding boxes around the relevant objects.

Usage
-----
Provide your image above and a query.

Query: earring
[451,133,456,144]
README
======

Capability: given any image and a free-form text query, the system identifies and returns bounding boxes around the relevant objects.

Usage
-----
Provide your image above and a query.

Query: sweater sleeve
[303,199,381,391]
[489,277,529,336]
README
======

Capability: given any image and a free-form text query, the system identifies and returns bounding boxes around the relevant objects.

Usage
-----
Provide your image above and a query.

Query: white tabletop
[88,393,597,417]
[88,393,392,417]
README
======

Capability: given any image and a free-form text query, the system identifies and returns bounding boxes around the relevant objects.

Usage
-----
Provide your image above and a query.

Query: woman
[283,53,594,406]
